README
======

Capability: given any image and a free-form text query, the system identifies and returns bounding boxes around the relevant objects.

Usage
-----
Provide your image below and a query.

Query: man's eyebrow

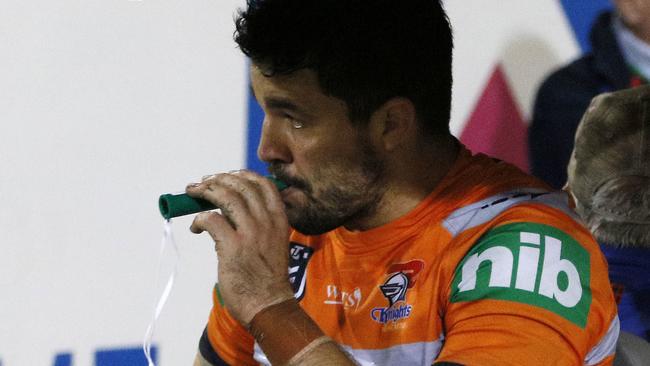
[248,84,306,113]
[265,97,302,112]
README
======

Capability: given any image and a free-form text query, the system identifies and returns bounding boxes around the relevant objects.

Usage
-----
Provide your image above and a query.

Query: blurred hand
[186,170,294,325]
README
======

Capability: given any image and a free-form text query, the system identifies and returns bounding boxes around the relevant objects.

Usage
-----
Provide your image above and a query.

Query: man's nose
[257,117,292,164]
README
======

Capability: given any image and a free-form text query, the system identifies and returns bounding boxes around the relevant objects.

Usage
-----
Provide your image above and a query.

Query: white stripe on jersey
[442,190,577,237]
[584,315,619,365]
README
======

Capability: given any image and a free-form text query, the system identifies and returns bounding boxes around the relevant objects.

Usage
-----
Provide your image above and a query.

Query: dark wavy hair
[234,0,453,136]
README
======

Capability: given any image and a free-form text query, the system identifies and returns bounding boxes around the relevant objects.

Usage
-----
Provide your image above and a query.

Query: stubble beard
[271,144,386,236]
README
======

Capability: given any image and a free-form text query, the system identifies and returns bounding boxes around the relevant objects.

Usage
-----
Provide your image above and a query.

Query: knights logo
[371,260,424,324]
[379,272,409,307]
[288,242,313,301]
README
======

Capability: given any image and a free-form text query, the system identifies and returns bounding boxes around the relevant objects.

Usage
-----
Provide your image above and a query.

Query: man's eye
[285,114,304,129]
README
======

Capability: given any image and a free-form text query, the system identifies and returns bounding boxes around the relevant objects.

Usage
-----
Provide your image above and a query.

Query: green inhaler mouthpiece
[158,176,288,220]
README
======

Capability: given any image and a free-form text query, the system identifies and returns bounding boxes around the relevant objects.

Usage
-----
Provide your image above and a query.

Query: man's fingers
[189,221,204,234]
[186,171,289,247]
[231,170,286,217]
[187,177,253,229]
[201,174,216,182]
[188,171,280,225]
[190,212,235,247]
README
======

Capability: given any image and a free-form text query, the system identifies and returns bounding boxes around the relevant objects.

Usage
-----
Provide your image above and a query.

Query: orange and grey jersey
[199,147,619,366]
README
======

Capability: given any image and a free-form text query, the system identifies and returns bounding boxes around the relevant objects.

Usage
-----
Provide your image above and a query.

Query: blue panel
[559,0,613,52]
[95,346,156,366]
[52,353,73,366]
[246,88,267,175]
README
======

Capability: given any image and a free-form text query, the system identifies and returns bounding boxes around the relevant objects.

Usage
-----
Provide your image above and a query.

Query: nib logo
[451,223,592,328]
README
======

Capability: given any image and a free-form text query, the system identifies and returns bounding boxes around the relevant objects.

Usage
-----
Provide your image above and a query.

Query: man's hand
[187,170,294,325]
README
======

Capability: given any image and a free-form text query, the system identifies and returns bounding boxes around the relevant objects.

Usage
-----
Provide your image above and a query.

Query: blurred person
[188,1,619,365]
[530,0,650,189]
[567,85,650,341]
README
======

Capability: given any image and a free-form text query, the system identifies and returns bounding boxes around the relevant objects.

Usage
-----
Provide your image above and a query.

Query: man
[188,1,618,364]
[566,85,650,342]
[530,0,650,189]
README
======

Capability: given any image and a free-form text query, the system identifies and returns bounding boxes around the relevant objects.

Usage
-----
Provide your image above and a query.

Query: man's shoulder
[450,220,596,323]
[441,150,550,206]
[441,184,578,240]
[436,189,618,364]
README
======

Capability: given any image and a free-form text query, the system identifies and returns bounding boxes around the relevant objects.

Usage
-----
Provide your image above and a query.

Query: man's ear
[368,97,418,152]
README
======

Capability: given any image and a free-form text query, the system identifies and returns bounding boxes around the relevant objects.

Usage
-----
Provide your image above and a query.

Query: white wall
[0,1,246,365]
[0,1,580,365]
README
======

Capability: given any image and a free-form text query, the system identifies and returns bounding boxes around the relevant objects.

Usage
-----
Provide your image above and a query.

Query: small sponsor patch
[289,242,313,301]
[324,285,363,309]
[450,222,592,327]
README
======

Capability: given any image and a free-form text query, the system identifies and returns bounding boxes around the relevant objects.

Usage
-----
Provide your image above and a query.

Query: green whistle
[158,176,288,220]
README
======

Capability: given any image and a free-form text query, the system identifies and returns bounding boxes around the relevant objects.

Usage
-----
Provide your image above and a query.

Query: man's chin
[290,222,333,236]
[287,210,344,236]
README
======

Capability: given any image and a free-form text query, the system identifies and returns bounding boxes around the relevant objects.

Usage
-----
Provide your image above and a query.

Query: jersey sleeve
[436,208,619,365]
[201,283,257,366]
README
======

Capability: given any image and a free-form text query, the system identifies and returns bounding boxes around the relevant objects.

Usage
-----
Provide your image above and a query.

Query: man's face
[251,66,387,235]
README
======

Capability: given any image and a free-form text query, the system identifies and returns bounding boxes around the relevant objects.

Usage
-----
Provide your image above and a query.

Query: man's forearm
[249,299,356,365]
